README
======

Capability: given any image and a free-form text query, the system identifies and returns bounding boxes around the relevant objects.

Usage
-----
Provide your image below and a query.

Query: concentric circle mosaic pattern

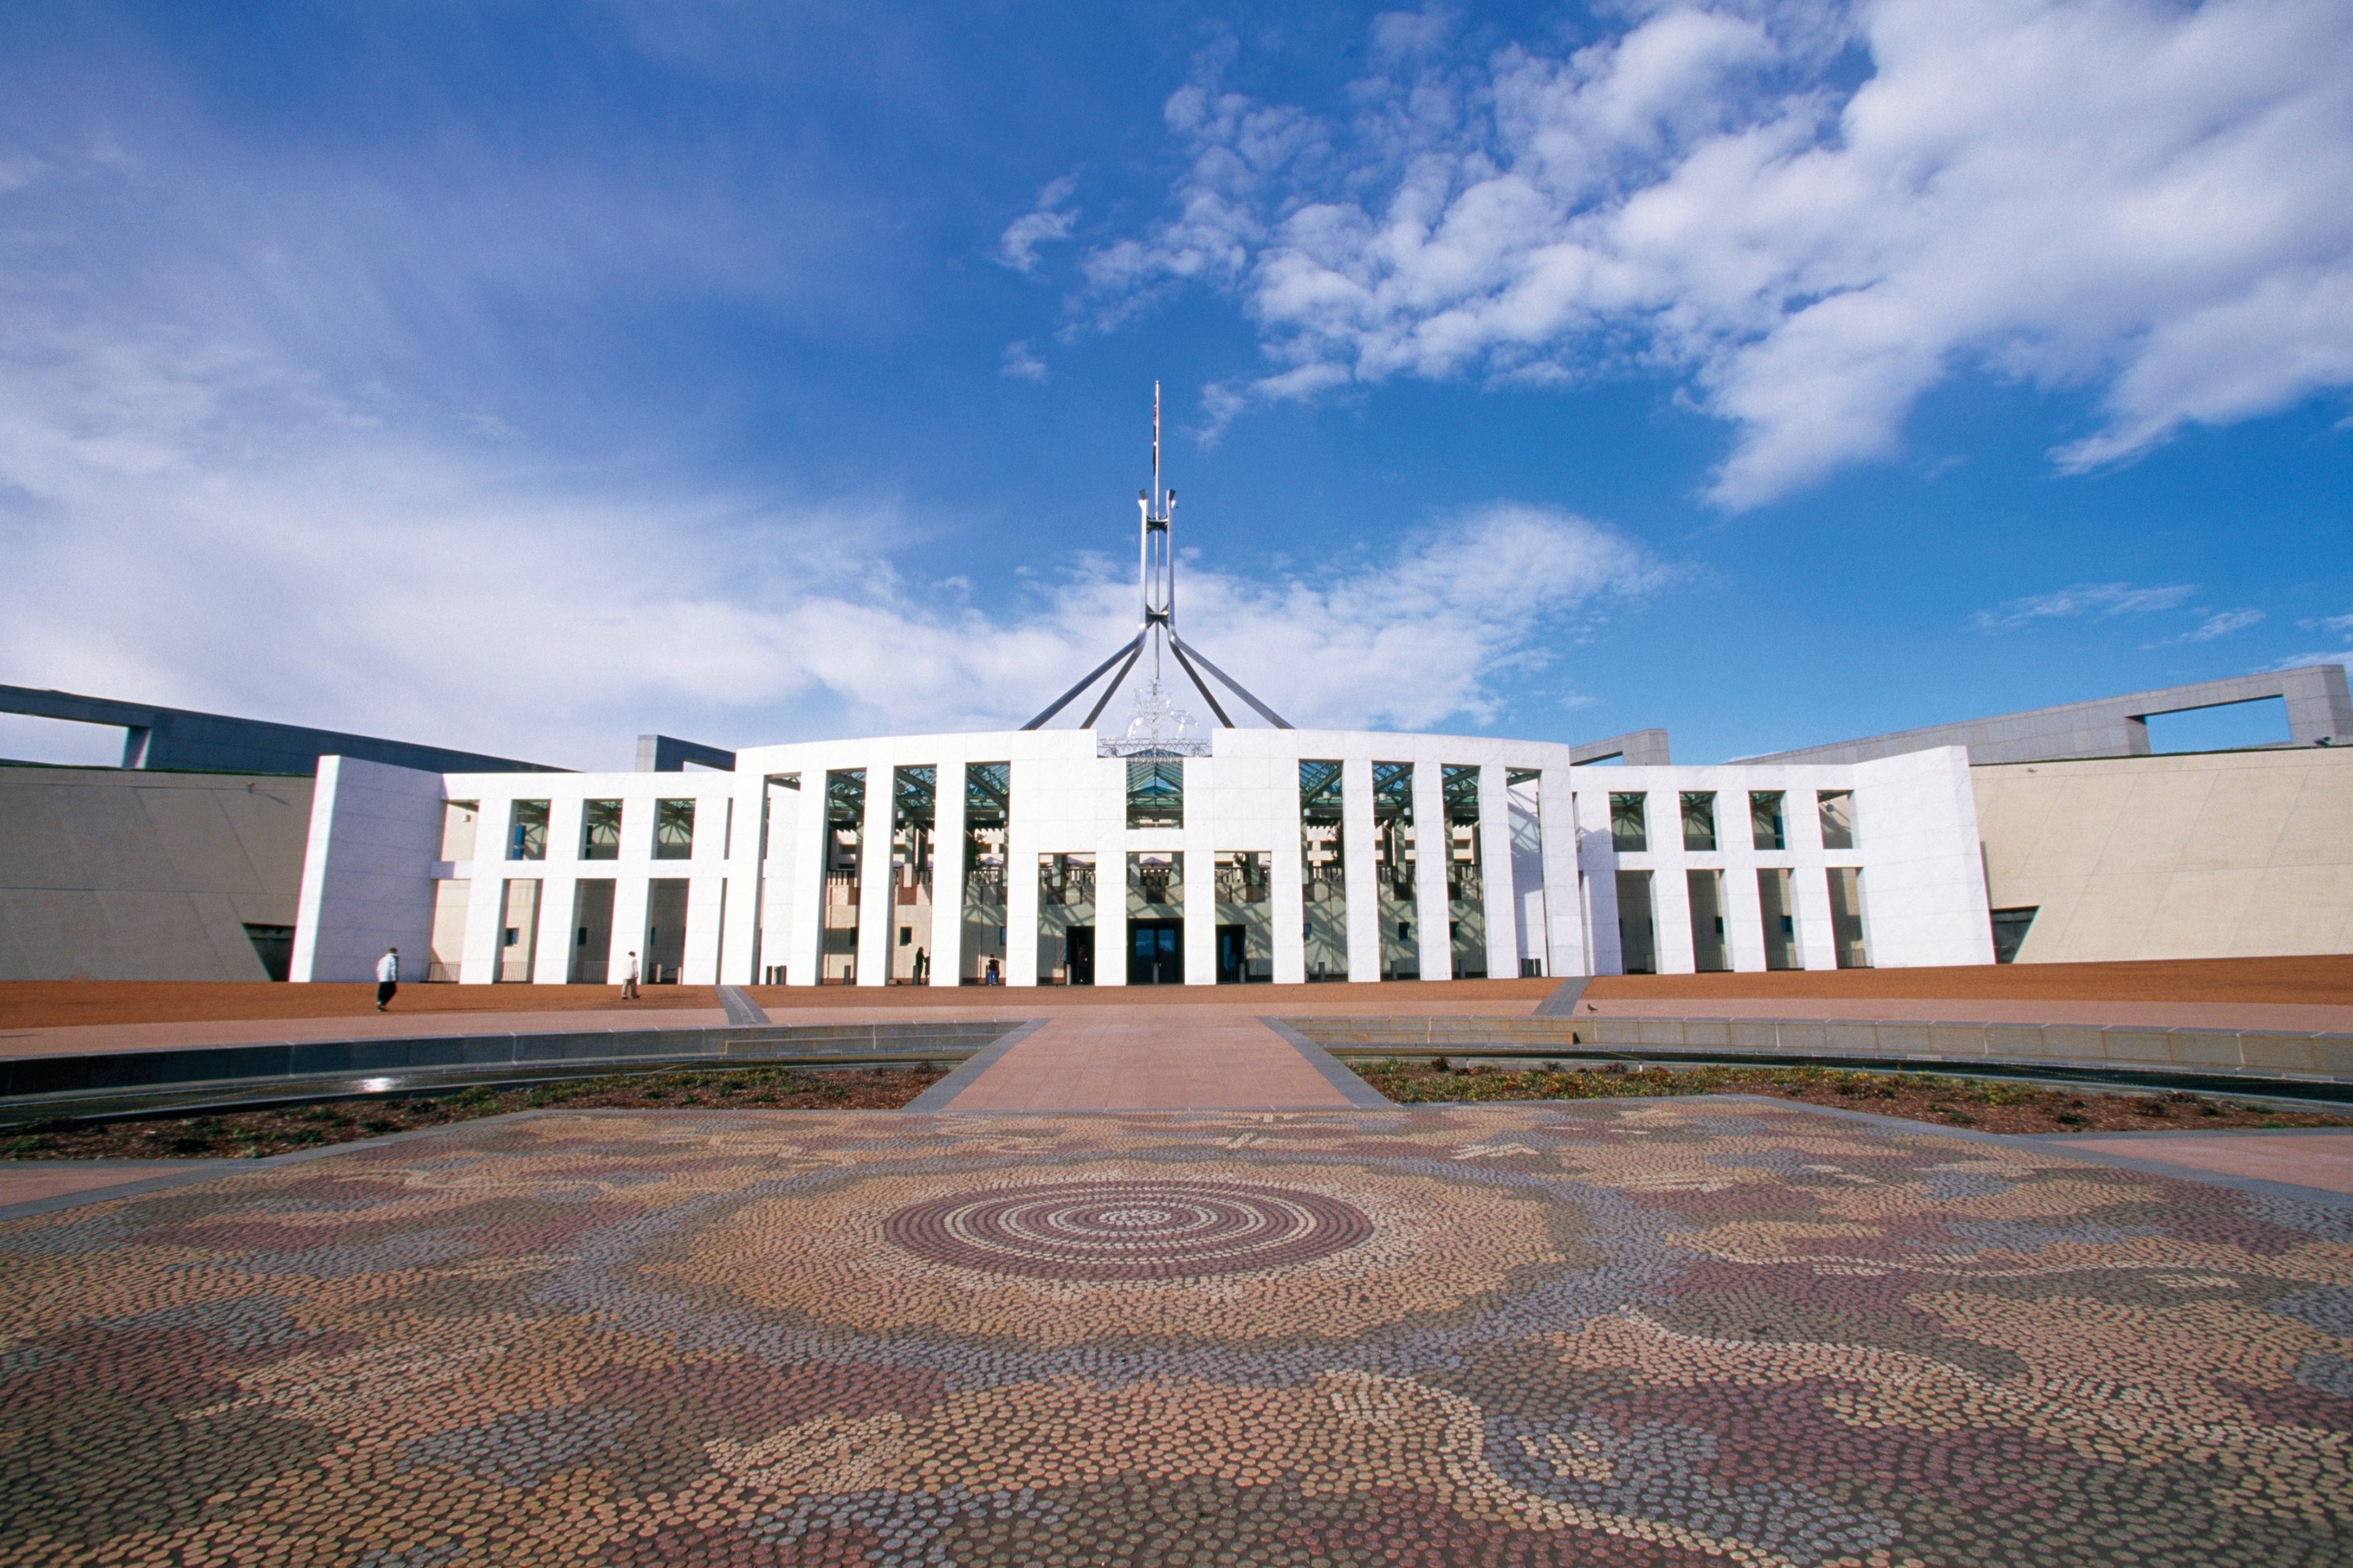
[2,1100,2349,1566]
[882,1178,1374,1279]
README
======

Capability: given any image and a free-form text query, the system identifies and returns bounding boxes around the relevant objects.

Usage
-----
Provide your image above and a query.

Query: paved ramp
[925,1006,1370,1111]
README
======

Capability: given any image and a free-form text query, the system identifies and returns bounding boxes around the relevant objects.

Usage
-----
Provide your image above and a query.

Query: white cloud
[2265,652,2353,673]
[1970,580,2195,632]
[2298,611,2353,636]
[2181,608,2265,642]
[1001,339,1048,380]
[997,175,1080,274]
[1085,0,2353,503]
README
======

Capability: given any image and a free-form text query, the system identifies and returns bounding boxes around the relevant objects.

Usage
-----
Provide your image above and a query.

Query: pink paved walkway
[942,1008,1354,1111]
[0,1158,244,1211]
[2045,1131,2353,1196]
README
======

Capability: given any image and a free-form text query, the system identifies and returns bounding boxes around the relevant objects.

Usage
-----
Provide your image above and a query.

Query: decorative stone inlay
[882,1177,1374,1279]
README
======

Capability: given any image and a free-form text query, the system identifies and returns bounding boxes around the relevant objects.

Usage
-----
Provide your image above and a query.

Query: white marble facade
[289,729,1995,984]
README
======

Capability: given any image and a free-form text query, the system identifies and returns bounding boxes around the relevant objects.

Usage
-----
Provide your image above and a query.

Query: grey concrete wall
[1973,746,2353,962]
[1741,666,2352,765]
[290,757,447,984]
[0,765,316,980]
[0,683,559,776]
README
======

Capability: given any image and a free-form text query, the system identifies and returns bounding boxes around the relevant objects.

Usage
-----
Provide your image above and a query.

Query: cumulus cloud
[1082,0,2353,504]
[1001,339,1048,380]
[997,175,1080,274]
[1970,580,2195,632]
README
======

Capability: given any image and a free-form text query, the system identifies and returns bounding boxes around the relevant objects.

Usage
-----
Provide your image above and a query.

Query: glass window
[1299,760,1348,982]
[1990,906,2038,964]
[1680,792,1717,852]
[505,800,549,861]
[1818,790,1856,850]
[963,763,1010,984]
[653,799,695,860]
[1749,791,1785,852]
[1126,758,1184,829]
[581,799,622,860]
[1442,765,1485,980]
[1609,792,1647,852]
[1373,762,1418,980]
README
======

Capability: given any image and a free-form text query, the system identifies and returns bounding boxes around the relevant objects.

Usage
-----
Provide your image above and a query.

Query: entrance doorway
[1128,920,1182,984]
[1065,925,1095,986]
[1215,924,1247,985]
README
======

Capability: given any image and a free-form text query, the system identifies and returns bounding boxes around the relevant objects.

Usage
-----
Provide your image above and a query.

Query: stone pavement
[3,1099,2348,1566]
[2045,1128,2353,1196]
[928,1008,1361,1111]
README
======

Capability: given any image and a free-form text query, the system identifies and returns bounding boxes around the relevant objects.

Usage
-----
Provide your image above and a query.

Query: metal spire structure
[1022,382,1293,744]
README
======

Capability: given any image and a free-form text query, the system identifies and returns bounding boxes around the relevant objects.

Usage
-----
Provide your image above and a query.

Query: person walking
[375,946,400,1011]
[619,950,640,1000]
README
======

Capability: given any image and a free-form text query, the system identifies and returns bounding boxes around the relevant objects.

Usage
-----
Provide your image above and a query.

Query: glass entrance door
[1127,920,1182,985]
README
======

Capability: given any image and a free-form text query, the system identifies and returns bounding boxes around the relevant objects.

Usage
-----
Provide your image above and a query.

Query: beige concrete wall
[1972,747,2353,962]
[0,765,315,980]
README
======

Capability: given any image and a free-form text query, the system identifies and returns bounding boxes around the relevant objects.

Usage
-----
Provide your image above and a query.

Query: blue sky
[0,0,2347,770]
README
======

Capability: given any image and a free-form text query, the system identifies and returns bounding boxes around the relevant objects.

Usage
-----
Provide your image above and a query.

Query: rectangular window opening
[497,879,542,981]
[891,765,936,984]
[644,878,690,984]
[1749,791,1786,852]
[1827,867,1869,969]
[820,769,865,984]
[1609,792,1647,853]
[581,799,622,860]
[1615,870,1656,975]
[1757,868,1799,970]
[506,799,550,862]
[963,763,1010,984]
[1299,761,1349,982]
[1214,850,1273,984]
[1037,851,1094,985]
[1125,758,1185,829]
[1373,762,1418,980]
[569,879,615,983]
[653,798,696,860]
[1680,792,1717,853]
[1443,764,1486,980]
[1686,869,1729,972]
[1818,790,1856,851]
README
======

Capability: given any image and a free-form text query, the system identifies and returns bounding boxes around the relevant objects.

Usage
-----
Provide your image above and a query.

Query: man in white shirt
[619,950,639,1000]
[375,947,400,1011]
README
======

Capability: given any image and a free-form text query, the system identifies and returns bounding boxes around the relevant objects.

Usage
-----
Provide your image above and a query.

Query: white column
[1478,763,1517,980]
[532,871,576,984]
[1342,758,1379,983]
[856,759,894,986]
[930,761,968,987]
[1413,761,1451,981]
[788,773,828,987]
[684,871,727,984]
[1652,857,1697,974]
[1723,861,1769,972]
[1542,767,1588,976]
[1273,771,1307,984]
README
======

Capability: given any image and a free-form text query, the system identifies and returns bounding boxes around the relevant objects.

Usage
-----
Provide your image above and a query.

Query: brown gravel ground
[0,1064,945,1160]
[1355,1059,2353,1134]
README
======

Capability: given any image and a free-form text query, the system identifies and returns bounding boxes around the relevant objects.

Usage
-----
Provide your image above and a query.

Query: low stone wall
[1281,1015,2353,1086]
[0,1020,1016,1112]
